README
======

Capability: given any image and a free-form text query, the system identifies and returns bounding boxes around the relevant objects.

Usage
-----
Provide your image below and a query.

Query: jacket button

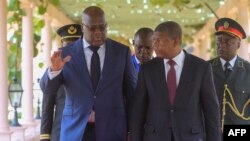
[171,110,174,113]
[93,96,97,98]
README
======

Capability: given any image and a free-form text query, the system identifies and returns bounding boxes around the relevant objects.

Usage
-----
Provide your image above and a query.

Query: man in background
[209,17,250,130]
[132,27,154,72]
[40,24,82,141]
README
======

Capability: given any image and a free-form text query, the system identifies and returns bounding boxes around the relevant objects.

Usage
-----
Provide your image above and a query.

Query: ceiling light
[207,13,214,18]
[144,5,148,9]
[108,30,119,34]
[137,9,143,14]
[219,1,225,6]
[195,9,202,14]
[127,0,131,4]
[74,13,79,17]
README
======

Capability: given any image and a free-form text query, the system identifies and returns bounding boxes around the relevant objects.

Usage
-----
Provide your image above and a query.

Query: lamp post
[8,77,23,127]
[34,78,41,119]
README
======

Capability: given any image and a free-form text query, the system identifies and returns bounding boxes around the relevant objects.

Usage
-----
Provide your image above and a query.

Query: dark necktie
[224,61,232,78]
[89,46,100,91]
[167,60,176,105]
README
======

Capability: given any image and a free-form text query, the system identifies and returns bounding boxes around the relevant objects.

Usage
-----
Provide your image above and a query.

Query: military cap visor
[215,18,246,39]
[56,24,82,40]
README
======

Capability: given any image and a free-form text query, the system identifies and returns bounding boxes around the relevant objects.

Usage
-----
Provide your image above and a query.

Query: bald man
[132,27,154,72]
[40,6,137,141]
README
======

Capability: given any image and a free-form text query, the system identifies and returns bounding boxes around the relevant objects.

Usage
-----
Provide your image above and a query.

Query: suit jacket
[40,38,137,141]
[129,51,221,141]
[209,57,250,124]
[40,86,65,141]
[132,55,140,73]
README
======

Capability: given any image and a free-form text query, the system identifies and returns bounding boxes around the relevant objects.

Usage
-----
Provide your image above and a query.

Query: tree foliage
[7,0,52,83]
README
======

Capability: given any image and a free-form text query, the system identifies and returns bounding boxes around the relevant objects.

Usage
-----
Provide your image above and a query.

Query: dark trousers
[171,129,175,141]
[82,123,96,141]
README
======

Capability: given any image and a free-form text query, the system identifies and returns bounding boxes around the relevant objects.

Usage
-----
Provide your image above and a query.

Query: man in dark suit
[129,21,221,141]
[40,24,82,141]
[209,18,250,129]
[40,6,137,141]
[132,27,154,72]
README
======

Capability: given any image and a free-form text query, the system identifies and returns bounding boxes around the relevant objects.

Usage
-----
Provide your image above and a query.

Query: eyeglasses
[83,23,107,32]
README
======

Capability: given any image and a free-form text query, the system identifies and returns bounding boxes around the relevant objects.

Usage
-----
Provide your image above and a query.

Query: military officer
[209,18,250,129]
[40,24,82,141]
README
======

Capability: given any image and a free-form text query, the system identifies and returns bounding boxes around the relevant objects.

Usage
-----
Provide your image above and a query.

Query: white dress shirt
[164,50,185,87]
[220,56,237,71]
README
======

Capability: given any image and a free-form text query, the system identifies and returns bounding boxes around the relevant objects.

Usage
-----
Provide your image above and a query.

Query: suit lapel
[153,58,170,106]
[229,57,245,82]
[211,57,225,80]
[95,39,112,93]
[74,39,93,91]
[174,53,197,105]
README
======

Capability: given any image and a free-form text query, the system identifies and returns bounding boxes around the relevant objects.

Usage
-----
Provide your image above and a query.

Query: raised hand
[50,50,71,71]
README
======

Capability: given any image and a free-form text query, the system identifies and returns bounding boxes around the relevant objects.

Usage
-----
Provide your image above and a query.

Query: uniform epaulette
[211,58,219,66]
[40,134,50,140]
[237,60,245,69]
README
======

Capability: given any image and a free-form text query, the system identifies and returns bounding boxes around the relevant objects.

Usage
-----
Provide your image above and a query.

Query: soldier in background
[209,18,250,129]
[40,24,82,141]
[132,27,154,72]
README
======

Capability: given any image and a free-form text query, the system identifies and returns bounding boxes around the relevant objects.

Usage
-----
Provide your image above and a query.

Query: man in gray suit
[209,18,250,129]
[129,21,221,141]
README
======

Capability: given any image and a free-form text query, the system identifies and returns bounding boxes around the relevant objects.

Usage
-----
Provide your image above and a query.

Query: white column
[42,14,52,68]
[237,0,250,60]
[199,34,210,60]
[21,2,35,124]
[203,31,211,60]
[10,127,27,141]
[52,39,60,52]
[0,0,12,140]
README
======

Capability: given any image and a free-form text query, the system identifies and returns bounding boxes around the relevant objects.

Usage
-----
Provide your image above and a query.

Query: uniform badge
[224,21,229,29]
[68,26,77,34]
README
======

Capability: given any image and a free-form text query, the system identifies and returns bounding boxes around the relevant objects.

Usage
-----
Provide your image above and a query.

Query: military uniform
[209,18,250,126]
[209,57,250,124]
[40,24,82,141]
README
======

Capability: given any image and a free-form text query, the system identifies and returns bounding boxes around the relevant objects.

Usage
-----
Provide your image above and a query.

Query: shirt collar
[164,50,185,67]
[134,55,140,64]
[82,38,105,48]
[220,55,237,67]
